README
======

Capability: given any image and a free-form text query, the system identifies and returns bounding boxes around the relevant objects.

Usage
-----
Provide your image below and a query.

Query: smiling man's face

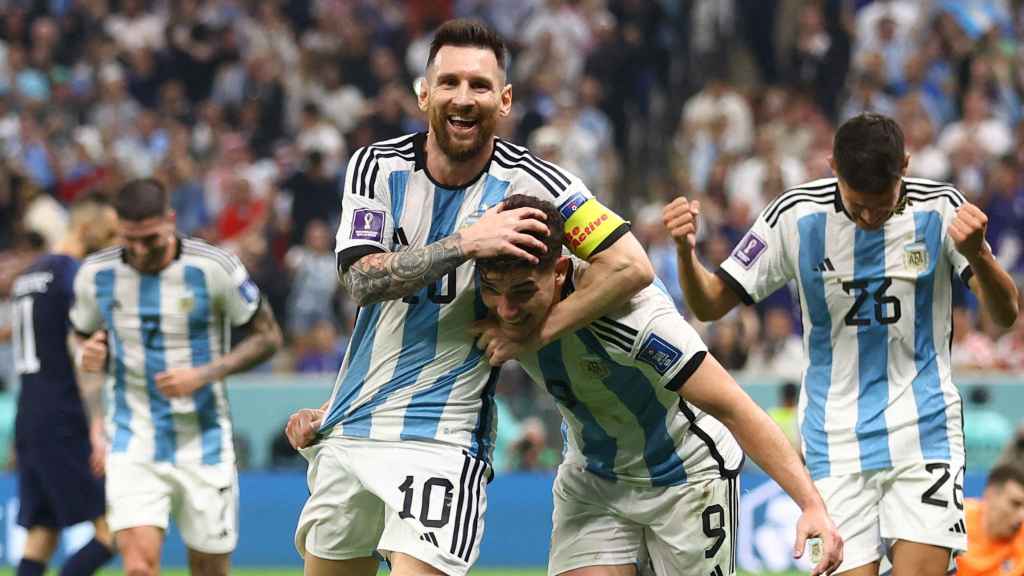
[422,45,511,162]
[479,257,568,341]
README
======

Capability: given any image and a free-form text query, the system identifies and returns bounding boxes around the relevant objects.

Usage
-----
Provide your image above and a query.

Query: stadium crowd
[0,0,1022,472]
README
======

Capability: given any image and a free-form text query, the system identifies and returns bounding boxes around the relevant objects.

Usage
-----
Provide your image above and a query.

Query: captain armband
[561,198,628,259]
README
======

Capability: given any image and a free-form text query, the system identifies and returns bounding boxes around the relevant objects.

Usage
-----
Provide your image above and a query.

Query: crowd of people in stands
[0,0,1022,470]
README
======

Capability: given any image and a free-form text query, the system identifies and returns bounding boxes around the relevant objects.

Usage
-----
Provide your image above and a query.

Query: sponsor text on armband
[561,196,625,258]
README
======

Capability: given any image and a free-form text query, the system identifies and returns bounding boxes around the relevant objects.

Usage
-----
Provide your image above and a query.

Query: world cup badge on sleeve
[351,209,385,243]
[732,231,767,269]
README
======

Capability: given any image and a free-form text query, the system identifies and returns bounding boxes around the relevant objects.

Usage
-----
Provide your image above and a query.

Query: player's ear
[826,155,837,174]
[499,84,512,118]
[416,76,429,112]
[554,256,570,284]
[901,153,910,175]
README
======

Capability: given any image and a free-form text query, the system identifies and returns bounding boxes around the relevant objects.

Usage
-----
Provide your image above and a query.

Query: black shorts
[16,433,105,529]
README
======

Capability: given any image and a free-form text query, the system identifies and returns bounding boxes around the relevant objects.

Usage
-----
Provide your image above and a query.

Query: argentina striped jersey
[517,260,743,487]
[69,238,261,465]
[718,177,970,480]
[322,133,630,461]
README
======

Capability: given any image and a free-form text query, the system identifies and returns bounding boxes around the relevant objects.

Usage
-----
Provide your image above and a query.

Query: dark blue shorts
[16,433,105,529]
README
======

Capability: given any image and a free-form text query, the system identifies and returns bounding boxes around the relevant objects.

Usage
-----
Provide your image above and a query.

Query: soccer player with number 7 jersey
[664,112,1019,576]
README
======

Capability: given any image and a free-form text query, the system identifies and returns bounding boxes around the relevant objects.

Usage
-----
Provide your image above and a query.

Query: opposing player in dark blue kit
[10,197,120,576]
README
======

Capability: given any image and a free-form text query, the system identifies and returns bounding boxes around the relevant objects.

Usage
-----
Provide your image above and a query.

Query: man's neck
[53,235,85,260]
[424,131,493,188]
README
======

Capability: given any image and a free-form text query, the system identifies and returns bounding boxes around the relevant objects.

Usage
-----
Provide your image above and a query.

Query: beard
[430,104,497,162]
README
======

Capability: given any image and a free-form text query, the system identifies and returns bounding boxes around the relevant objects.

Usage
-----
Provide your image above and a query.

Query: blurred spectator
[216,175,265,242]
[786,0,851,121]
[951,307,999,371]
[490,396,524,476]
[982,156,1024,275]
[112,108,168,178]
[901,102,951,181]
[285,220,338,338]
[511,416,559,471]
[279,150,340,248]
[939,88,1014,159]
[296,101,344,176]
[964,386,1015,472]
[706,312,750,371]
[840,65,897,121]
[995,304,1024,372]
[767,381,800,453]
[294,321,345,374]
[726,130,806,218]
[161,153,209,237]
[745,307,804,382]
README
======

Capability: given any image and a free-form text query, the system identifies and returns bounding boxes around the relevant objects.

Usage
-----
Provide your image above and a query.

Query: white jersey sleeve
[69,248,120,334]
[70,264,101,334]
[335,144,394,267]
[214,253,261,327]
[717,207,795,304]
[631,309,709,391]
[941,211,972,284]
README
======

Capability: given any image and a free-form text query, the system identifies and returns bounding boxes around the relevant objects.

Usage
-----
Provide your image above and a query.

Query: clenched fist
[662,197,702,254]
[78,331,108,373]
[285,408,325,450]
[948,202,991,262]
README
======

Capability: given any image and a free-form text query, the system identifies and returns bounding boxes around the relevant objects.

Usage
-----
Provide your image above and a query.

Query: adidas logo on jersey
[812,258,835,272]
[419,532,439,547]
[948,519,966,534]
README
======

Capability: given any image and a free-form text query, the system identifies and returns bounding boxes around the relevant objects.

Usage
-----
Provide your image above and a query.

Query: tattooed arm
[198,299,283,382]
[341,205,550,306]
[155,299,284,398]
[342,233,467,306]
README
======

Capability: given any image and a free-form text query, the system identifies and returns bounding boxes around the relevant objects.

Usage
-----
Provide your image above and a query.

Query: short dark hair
[427,19,507,75]
[833,113,905,195]
[781,381,799,404]
[988,462,1024,489]
[477,194,562,273]
[115,178,170,221]
[969,386,991,406]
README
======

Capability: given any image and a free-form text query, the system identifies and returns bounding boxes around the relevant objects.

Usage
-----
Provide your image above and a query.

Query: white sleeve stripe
[495,139,572,187]
[182,243,239,274]
[906,192,963,208]
[905,184,966,204]
[589,325,634,353]
[596,316,639,336]
[766,193,837,227]
[492,149,564,198]
[764,179,837,215]
[351,136,416,199]
[903,177,955,188]
[347,146,371,198]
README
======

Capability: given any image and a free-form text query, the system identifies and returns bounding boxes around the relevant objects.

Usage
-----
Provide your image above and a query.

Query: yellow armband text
[562,198,627,258]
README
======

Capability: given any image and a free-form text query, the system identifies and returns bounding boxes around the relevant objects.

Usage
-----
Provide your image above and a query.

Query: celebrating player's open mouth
[447,113,478,135]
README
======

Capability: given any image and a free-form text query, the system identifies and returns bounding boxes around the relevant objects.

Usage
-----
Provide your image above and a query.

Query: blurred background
[0,0,1021,571]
